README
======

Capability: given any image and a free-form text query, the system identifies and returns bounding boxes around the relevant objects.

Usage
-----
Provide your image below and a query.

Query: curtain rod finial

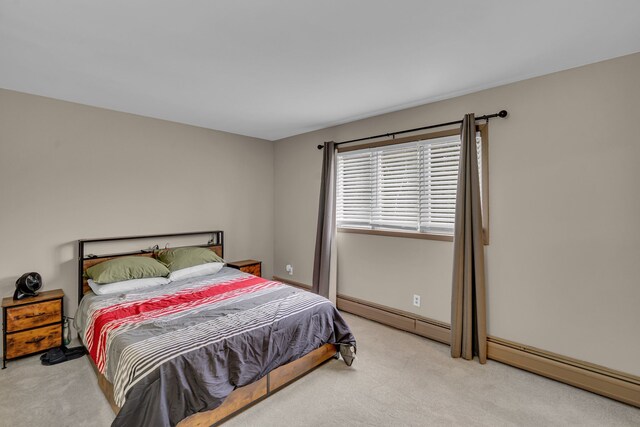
[317,144,324,150]
[498,110,508,118]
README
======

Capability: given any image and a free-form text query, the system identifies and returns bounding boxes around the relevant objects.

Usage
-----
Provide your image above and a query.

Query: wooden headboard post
[77,231,224,305]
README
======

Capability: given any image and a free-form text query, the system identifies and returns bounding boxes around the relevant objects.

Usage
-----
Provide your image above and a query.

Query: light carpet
[1,313,638,426]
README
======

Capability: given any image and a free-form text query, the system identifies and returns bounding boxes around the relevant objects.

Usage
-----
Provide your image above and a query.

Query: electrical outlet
[285,264,294,275]
[413,294,421,307]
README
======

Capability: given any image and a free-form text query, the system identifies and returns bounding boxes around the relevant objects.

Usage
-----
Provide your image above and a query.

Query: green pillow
[86,256,170,284]
[155,247,224,272]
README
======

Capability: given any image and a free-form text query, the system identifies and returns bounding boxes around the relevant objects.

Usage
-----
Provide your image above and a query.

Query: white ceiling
[1,1,640,141]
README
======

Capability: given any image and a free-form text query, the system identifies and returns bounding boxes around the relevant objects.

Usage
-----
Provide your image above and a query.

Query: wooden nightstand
[2,289,64,369]
[227,260,262,277]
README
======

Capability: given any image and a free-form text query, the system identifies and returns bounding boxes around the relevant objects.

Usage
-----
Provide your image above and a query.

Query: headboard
[77,231,224,305]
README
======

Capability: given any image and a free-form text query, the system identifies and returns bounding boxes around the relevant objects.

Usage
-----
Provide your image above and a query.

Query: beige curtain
[312,141,336,300]
[451,114,487,363]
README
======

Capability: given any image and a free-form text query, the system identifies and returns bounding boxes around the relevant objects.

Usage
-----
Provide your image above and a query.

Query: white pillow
[88,277,170,296]
[168,262,225,282]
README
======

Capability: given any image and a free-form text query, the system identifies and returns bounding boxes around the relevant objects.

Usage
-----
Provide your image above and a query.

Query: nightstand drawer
[227,260,262,278]
[6,324,61,359]
[241,264,261,277]
[5,300,62,332]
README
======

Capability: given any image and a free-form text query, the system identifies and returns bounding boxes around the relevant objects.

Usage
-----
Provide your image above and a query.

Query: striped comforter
[75,267,356,427]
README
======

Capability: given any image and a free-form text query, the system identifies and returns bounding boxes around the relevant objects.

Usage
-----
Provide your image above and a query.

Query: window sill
[337,227,454,242]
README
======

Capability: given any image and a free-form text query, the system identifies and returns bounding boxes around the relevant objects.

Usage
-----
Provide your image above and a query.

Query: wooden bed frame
[78,231,338,426]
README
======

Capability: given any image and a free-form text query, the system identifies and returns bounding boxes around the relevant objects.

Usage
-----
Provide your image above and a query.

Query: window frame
[336,124,489,244]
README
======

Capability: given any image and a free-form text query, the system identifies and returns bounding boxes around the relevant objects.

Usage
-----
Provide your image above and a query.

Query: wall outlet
[413,294,421,307]
[285,264,294,275]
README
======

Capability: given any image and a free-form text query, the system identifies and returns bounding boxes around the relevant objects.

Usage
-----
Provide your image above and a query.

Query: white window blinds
[336,133,482,235]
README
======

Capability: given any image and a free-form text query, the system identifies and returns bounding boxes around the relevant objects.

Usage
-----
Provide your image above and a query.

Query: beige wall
[0,89,275,330]
[274,53,640,376]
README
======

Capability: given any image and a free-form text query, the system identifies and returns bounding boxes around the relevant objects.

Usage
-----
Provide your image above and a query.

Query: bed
[75,231,356,427]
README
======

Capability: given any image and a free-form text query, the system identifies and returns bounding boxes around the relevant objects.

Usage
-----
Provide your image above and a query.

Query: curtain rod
[316,110,508,150]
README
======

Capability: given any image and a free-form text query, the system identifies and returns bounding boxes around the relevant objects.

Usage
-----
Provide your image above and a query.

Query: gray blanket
[75,267,356,427]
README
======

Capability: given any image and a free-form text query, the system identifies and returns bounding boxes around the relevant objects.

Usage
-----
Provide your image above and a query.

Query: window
[336,126,488,241]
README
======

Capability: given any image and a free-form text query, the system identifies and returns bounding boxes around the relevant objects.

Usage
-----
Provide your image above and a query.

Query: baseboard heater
[273,276,639,408]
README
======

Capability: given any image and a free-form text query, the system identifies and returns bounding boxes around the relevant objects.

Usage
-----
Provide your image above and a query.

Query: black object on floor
[40,346,86,366]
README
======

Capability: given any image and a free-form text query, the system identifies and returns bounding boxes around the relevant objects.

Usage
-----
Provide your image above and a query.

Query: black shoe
[40,346,86,365]
[40,347,67,365]
[62,345,86,361]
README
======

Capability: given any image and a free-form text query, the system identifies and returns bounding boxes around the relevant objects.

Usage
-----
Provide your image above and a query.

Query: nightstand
[2,289,64,369]
[227,260,262,277]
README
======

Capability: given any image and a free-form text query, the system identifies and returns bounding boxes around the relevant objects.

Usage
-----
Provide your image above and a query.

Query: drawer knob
[25,336,46,344]
[24,312,46,318]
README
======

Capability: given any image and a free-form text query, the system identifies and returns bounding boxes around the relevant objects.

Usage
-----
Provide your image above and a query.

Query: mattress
[75,266,356,427]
